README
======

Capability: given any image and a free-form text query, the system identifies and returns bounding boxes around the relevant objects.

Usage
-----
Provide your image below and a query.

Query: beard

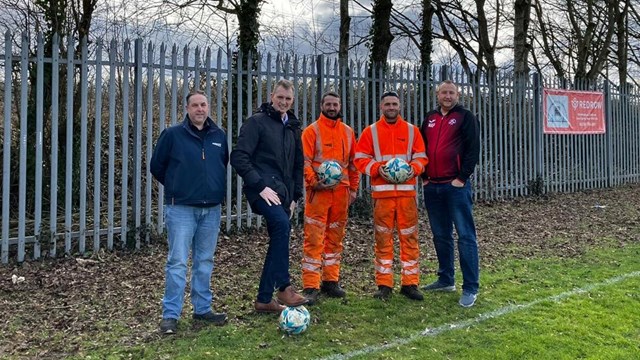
[383,110,399,120]
[322,110,340,120]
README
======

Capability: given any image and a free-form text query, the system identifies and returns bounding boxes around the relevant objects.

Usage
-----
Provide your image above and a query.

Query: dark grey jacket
[230,103,304,214]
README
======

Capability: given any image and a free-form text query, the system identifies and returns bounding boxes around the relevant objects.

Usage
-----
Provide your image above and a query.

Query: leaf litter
[0,184,639,357]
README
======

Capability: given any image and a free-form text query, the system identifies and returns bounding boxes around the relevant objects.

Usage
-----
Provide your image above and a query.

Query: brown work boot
[254,299,285,314]
[321,281,346,298]
[276,285,309,307]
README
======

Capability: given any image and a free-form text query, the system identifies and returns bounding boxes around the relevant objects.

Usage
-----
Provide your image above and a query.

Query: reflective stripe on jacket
[302,113,359,191]
[354,116,428,198]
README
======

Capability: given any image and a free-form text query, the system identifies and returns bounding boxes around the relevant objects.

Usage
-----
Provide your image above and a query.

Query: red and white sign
[543,88,606,134]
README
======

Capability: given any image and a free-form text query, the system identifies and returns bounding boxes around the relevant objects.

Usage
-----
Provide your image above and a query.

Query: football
[278,306,311,335]
[380,158,413,184]
[316,160,343,187]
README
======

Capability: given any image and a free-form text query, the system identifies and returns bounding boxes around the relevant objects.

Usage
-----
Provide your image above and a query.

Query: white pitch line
[318,270,640,360]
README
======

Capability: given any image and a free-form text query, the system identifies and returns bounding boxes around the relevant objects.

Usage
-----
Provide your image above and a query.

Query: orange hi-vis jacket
[302,113,359,191]
[301,113,359,289]
[354,116,428,198]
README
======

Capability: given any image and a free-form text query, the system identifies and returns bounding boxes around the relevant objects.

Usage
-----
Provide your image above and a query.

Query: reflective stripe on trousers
[373,196,420,287]
[302,186,350,289]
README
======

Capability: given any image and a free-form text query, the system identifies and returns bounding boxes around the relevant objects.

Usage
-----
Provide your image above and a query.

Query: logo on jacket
[428,119,436,128]
[212,142,222,147]
[448,119,457,126]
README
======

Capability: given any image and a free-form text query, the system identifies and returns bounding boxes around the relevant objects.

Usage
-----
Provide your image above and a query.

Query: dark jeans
[253,198,292,304]
[423,181,479,294]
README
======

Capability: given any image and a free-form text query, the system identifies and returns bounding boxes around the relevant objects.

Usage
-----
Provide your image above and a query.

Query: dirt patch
[1,184,639,358]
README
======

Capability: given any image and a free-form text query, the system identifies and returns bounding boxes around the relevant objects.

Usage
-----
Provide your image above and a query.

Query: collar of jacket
[257,102,301,128]
[377,114,407,129]
[437,103,464,115]
[317,112,342,128]
[181,115,219,136]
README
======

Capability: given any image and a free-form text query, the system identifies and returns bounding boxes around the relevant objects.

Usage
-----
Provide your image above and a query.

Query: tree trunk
[420,0,434,75]
[339,0,350,69]
[369,0,394,66]
[475,0,496,73]
[514,0,531,77]
[616,1,629,89]
[236,0,261,64]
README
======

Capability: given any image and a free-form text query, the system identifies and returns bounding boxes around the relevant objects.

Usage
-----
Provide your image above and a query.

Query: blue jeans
[253,198,292,304]
[423,181,479,294]
[162,204,221,319]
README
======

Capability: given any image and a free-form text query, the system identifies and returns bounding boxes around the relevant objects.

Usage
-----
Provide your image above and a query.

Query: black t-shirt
[189,121,210,141]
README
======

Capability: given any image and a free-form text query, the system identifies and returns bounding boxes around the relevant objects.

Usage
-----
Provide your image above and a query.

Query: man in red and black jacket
[420,80,480,308]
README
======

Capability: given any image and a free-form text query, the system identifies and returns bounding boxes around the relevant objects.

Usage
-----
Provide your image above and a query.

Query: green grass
[364,247,640,360]
[82,243,640,360]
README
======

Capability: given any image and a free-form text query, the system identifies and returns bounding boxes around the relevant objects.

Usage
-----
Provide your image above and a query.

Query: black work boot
[160,318,178,335]
[321,281,346,298]
[400,285,424,301]
[193,311,228,325]
[373,285,392,300]
[302,288,320,305]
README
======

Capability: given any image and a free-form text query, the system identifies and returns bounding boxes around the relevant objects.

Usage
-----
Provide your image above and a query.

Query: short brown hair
[380,90,399,101]
[436,80,459,93]
[272,79,294,92]
[321,91,340,104]
[186,90,207,105]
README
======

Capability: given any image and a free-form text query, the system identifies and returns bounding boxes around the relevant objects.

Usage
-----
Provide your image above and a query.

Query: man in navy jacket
[151,90,228,334]
[231,79,308,314]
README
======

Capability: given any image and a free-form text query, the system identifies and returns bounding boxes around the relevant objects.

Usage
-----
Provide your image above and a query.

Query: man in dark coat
[151,90,228,334]
[231,79,308,313]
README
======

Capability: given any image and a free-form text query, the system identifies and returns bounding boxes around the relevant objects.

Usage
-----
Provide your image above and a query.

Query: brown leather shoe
[254,299,285,314]
[276,285,309,307]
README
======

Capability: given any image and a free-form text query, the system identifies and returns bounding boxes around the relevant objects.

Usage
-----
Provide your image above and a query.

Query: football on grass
[278,306,310,335]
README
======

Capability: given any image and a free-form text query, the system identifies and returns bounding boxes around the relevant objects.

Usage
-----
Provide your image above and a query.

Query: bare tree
[432,0,507,77]
[0,0,99,215]
[571,0,617,84]
[532,0,619,84]
[530,0,567,80]
[151,0,263,60]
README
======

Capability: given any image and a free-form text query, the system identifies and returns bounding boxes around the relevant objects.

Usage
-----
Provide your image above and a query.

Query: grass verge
[84,244,640,360]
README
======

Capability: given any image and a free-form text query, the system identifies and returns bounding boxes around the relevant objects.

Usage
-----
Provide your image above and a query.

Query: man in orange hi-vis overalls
[301,91,360,305]
[354,91,428,301]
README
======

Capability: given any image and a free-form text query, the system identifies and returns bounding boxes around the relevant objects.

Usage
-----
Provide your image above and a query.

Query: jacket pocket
[265,175,289,202]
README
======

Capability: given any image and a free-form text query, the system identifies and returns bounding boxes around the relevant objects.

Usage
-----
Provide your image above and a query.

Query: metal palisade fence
[1,31,639,263]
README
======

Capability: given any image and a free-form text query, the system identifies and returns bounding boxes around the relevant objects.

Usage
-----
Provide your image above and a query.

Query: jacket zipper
[433,113,445,178]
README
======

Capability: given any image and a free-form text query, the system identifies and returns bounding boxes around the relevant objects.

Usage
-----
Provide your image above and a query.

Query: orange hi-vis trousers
[302,186,350,289]
[373,196,420,287]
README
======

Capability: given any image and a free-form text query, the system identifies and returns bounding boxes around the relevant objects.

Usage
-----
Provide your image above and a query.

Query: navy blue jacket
[230,103,304,214]
[150,116,229,206]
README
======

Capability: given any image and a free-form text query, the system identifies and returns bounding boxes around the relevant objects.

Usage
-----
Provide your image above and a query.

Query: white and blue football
[381,158,413,184]
[316,160,343,187]
[278,305,310,335]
